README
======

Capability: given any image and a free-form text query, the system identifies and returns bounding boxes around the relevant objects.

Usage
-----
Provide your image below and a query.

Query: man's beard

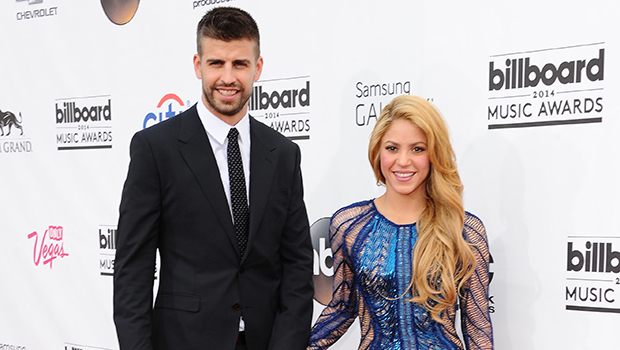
[203,84,252,117]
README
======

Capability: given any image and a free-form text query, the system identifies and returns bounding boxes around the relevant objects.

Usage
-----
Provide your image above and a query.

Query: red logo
[27,226,69,268]
[143,93,187,129]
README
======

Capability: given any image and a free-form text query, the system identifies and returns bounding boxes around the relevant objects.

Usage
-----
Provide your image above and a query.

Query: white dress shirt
[195,99,251,215]
[195,98,251,332]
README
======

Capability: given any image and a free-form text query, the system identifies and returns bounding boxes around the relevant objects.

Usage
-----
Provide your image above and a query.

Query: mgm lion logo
[0,110,24,137]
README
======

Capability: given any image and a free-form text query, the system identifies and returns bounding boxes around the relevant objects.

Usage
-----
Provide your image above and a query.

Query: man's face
[193,37,263,124]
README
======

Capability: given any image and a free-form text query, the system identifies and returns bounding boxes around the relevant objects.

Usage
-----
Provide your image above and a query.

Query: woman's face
[379,119,430,199]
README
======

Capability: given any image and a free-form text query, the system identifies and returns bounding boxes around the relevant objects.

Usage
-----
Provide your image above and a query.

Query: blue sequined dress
[308,200,493,350]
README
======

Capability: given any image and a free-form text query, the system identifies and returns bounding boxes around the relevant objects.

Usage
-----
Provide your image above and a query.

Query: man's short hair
[196,7,260,58]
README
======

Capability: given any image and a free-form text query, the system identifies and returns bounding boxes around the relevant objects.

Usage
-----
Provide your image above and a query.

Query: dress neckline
[370,199,417,228]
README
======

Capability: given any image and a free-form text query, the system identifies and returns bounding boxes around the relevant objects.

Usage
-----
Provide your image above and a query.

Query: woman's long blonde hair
[368,95,476,322]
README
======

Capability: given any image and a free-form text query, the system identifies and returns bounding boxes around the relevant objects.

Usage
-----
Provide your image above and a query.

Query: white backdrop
[1,1,619,349]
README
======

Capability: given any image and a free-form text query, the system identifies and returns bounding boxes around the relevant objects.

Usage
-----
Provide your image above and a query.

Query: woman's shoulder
[329,200,375,231]
[464,211,484,227]
[463,211,488,243]
[332,200,375,220]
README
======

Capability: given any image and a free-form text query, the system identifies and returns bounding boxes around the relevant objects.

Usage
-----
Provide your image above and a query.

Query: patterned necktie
[227,128,249,256]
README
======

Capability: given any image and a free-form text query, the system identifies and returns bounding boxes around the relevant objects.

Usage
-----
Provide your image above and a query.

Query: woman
[308,95,493,350]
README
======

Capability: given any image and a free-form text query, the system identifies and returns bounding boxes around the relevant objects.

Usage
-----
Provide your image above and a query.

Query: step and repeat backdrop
[1,0,619,349]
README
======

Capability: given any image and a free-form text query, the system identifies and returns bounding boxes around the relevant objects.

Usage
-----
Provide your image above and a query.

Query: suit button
[232,303,241,311]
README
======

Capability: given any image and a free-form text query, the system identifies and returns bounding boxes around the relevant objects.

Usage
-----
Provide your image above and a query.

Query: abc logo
[311,218,333,306]
[489,253,494,283]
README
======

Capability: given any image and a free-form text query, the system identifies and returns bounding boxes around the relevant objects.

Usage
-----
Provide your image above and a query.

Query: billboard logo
[56,100,111,124]
[567,241,620,273]
[27,226,69,268]
[487,43,606,130]
[55,95,114,151]
[250,82,310,111]
[250,77,312,141]
[565,236,620,314]
[489,49,604,91]
[99,225,117,276]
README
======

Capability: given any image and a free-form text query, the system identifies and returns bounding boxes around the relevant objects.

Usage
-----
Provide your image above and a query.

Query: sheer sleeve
[308,208,361,350]
[459,213,494,350]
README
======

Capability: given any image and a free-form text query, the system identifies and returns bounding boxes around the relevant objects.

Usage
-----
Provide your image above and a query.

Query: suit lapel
[177,106,239,254]
[245,117,277,260]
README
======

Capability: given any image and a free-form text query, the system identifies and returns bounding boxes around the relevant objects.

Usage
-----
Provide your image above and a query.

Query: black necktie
[227,128,249,256]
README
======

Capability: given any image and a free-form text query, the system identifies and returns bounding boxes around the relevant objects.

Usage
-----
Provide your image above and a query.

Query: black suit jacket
[113,105,313,350]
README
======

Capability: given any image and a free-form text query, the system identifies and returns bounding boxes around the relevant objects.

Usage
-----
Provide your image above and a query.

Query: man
[113,7,313,350]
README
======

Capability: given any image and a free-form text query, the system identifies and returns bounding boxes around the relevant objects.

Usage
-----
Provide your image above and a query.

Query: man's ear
[254,56,264,82]
[193,54,202,79]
